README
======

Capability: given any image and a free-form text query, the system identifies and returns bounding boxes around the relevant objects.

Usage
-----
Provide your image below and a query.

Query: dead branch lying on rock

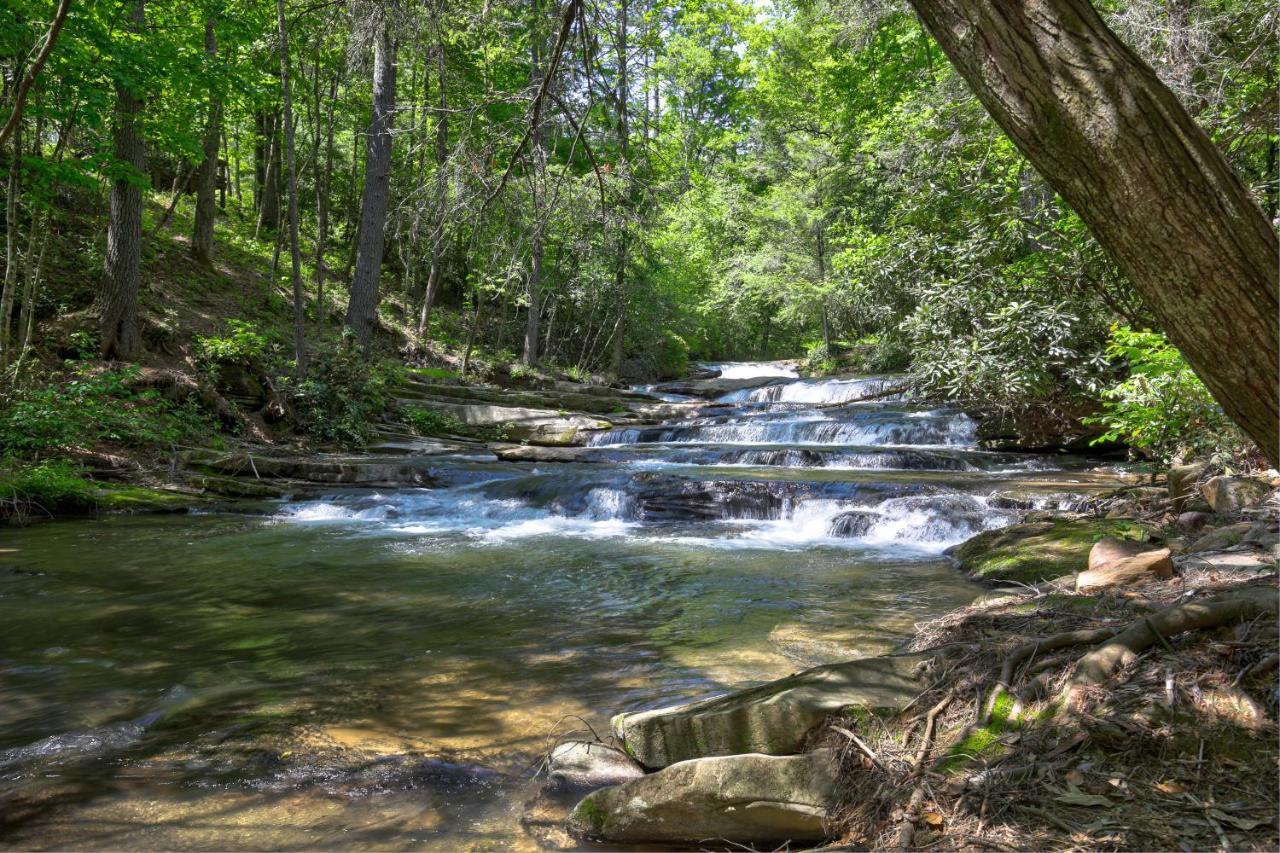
[1073,586,1278,687]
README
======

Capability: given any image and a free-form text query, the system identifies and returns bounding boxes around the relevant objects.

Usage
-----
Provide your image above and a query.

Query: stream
[0,363,1125,849]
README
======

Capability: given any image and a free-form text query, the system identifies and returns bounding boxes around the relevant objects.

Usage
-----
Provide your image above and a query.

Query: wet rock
[650,376,784,399]
[546,741,644,791]
[1200,475,1271,514]
[190,453,439,487]
[1076,548,1174,593]
[948,518,1151,584]
[612,654,934,768]
[827,510,877,538]
[1168,462,1207,511]
[567,749,837,844]
[490,444,599,464]
[1087,536,1151,570]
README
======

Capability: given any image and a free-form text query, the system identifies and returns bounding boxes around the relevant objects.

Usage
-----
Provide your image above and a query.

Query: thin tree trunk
[275,0,306,374]
[98,0,147,361]
[816,219,831,354]
[0,105,21,366]
[313,56,339,330]
[344,18,397,351]
[609,0,631,380]
[907,0,1280,464]
[416,29,449,340]
[192,19,222,265]
[523,0,547,366]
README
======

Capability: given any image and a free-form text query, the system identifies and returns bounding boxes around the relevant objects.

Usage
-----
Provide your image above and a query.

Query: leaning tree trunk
[345,20,397,352]
[191,18,221,266]
[99,0,147,361]
[906,0,1280,464]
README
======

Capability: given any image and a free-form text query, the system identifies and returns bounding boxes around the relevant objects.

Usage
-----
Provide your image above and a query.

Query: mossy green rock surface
[948,518,1150,584]
[612,653,933,768]
[567,750,837,844]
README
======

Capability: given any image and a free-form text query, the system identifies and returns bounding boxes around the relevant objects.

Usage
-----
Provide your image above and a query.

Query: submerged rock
[947,518,1151,584]
[567,749,837,844]
[546,740,644,791]
[612,653,934,768]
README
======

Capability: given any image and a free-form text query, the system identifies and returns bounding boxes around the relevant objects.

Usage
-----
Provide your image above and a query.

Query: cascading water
[0,363,1125,850]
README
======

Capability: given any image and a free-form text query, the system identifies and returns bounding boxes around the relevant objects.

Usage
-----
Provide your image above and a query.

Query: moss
[950,518,1152,584]
[93,484,208,513]
[569,793,608,835]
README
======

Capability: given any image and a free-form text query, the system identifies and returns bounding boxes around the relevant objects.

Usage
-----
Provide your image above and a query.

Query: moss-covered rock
[92,484,210,513]
[947,518,1152,584]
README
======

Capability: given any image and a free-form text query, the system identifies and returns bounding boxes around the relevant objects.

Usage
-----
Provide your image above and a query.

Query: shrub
[0,365,216,460]
[284,343,399,447]
[654,331,689,380]
[0,459,96,518]
[402,407,467,437]
[193,320,277,381]
[1085,326,1250,465]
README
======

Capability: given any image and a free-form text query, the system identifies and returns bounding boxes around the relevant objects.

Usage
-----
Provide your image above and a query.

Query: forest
[0,0,1277,851]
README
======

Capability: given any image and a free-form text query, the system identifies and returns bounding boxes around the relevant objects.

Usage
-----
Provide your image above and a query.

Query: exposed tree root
[1073,587,1278,687]
[894,690,955,850]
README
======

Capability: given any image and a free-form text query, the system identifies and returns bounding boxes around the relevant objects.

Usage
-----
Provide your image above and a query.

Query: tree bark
[255,111,281,237]
[0,110,21,367]
[416,28,449,340]
[609,0,631,380]
[98,0,147,362]
[191,19,222,266]
[313,50,339,330]
[523,0,548,366]
[276,0,306,374]
[906,0,1280,464]
[344,19,397,352]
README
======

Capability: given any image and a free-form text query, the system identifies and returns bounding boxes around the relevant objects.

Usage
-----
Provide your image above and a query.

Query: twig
[831,725,886,771]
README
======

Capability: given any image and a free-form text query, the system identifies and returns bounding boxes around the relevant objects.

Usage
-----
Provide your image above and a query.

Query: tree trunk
[191,18,221,266]
[906,0,1280,464]
[98,0,147,361]
[344,19,397,352]
[0,106,21,366]
[609,0,631,380]
[816,219,831,354]
[276,0,306,374]
[314,55,339,330]
[523,0,547,366]
[416,32,449,340]
[255,111,281,237]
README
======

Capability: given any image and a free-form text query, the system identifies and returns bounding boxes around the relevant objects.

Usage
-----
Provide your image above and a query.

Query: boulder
[404,400,611,446]
[1168,462,1207,511]
[1176,511,1213,532]
[546,740,645,791]
[649,376,784,399]
[947,518,1151,584]
[1200,475,1271,514]
[1076,548,1174,593]
[613,653,933,768]
[1188,521,1278,553]
[567,750,837,844]
[490,444,599,464]
[1088,536,1151,570]
[827,509,878,538]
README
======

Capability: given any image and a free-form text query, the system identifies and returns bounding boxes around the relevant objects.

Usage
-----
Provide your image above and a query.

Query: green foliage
[283,344,400,447]
[193,320,275,374]
[1085,327,1249,464]
[0,460,97,515]
[401,407,467,437]
[0,366,216,460]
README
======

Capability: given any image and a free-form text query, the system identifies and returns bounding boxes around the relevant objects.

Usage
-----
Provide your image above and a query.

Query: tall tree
[276,0,306,372]
[415,12,449,340]
[905,0,1280,463]
[98,0,148,361]
[608,0,631,379]
[191,17,222,266]
[345,8,397,351]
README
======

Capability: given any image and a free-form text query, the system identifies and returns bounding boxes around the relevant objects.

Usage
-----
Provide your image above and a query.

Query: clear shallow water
[0,368,1123,850]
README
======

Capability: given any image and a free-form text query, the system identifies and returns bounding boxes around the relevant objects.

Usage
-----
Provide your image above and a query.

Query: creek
[0,363,1123,849]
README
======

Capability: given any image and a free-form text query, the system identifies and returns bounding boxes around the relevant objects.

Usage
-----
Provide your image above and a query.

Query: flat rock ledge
[612,653,935,769]
[567,749,837,844]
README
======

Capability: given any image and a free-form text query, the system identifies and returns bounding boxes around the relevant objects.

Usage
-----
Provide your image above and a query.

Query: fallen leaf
[1064,770,1086,785]
[922,811,944,827]
[1155,780,1186,795]
[1055,787,1115,808]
